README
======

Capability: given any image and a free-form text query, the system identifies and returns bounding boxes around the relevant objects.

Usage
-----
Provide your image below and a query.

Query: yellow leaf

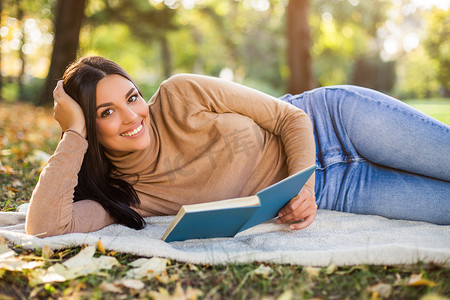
[407,273,438,287]
[277,290,294,300]
[96,238,106,254]
[155,272,170,284]
[304,266,320,278]
[326,264,337,275]
[366,283,392,299]
[420,293,450,300]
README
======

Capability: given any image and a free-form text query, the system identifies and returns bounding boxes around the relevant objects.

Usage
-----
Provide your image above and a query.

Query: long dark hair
[62,56,146,230]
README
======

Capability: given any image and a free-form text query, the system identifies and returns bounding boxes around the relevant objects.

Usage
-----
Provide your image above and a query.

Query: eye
[128,94,138,103]
[100,108,114,118]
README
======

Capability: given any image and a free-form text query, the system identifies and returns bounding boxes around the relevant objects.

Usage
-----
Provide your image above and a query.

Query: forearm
[280,110,316,194]
[26,131,91,236]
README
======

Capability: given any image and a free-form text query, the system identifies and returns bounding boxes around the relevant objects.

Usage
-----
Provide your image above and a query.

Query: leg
[316,161,450,224]
[280,86,450,224]
[282,85,450,181]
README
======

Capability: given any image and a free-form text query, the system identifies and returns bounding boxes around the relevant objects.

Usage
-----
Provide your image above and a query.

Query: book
[162,164,317,242]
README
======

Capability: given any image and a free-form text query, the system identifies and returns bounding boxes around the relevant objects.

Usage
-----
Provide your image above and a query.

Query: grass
[404,98,450,125]
[1,100,449,299]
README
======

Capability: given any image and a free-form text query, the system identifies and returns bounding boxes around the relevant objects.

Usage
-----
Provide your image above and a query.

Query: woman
[26,56,450,237]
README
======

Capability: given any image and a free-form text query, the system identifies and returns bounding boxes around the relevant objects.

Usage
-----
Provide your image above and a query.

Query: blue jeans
[280,85,450,225]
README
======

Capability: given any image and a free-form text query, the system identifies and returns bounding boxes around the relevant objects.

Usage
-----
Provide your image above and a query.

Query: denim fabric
[280,85,450,225]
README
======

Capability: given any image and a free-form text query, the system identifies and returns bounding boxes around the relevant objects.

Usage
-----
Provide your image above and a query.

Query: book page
[183,195,260,213]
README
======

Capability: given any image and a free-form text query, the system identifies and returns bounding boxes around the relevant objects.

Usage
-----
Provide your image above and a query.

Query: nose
[121,106,138,124]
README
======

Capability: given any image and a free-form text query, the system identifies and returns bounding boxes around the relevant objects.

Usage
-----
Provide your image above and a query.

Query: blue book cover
[162,165,317,242]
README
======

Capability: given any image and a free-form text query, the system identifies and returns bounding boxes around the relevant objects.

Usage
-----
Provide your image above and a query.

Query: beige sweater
[26,74,315,237]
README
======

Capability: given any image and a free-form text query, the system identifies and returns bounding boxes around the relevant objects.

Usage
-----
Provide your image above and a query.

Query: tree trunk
[0,0,3,101]
[37,0,86,105]
[287,0,314,94]
[18,2,25,100]
[160,35,172,79]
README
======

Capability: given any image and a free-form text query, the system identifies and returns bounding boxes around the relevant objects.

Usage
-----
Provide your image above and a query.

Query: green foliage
[395,46,440,99]
[423,8,450,95]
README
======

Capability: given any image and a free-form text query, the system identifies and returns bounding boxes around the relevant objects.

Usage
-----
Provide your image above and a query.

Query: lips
[120,121,144,137]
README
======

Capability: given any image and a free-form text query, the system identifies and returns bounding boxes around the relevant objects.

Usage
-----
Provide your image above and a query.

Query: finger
[279,204,316,224]
[278,198,316,223]
[278,195,300,217]
[289,211,316,230]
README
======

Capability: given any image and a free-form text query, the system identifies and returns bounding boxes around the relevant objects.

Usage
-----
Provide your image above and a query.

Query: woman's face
[95,74,151,156]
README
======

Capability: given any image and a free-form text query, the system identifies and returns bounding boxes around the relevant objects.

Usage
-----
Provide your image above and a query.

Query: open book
[162,165,317,242]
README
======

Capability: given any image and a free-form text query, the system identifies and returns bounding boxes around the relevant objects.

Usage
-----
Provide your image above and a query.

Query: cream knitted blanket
[0,207,448,266]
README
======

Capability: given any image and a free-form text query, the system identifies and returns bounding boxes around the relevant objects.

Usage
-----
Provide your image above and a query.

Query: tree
[423,8,450,97]
[37,0,86,105]
[287,0,314,94]
[0,0,3,101]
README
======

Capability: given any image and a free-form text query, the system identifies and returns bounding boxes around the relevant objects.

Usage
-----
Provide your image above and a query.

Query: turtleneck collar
[105,115,160,175]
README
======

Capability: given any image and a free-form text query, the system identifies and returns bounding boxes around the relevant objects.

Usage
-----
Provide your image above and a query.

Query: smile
[120,123,143,137]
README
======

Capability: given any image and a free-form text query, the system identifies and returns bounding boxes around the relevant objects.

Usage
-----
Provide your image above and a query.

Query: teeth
[121,124,143,137]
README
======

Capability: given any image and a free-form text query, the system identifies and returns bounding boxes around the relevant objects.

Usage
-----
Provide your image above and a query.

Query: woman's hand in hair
[276,187,317,230]
[53,80,87,138]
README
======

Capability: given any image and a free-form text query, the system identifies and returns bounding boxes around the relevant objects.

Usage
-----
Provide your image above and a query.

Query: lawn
[0,100,449,299]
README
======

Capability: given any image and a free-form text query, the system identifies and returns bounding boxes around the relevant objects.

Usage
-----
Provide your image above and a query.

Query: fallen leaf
[420,293,449,300]
[126,257,168,280]
[96,238,106,254]
[114,278,145,290]
[407,273,437,287]
[155,272,171,284]
[304,266,320,278]
[253,264,273,279]
[30,246,120,285]
[149,282,202,300]
[41,244,54,259]
[0,241,44,271]
[7,186,19,193]
[326,264,337,275]
[99,282,123,293]
[366,283,392,298]
[277,289,294,300]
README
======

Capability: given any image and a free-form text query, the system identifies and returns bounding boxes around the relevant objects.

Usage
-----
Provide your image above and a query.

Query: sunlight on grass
[404,98,450,125]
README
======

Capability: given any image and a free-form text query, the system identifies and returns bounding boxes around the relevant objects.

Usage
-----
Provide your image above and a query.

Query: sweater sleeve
[157,74,316,193]
[26,130,114,237]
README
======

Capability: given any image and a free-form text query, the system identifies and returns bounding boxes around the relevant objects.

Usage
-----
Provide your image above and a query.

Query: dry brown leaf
[99,282,123,293]
[41,244,54,259]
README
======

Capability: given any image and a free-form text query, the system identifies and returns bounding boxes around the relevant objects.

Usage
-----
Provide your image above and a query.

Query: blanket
[1,206,449,267]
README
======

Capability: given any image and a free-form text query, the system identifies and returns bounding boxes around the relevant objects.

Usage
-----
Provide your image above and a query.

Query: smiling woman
[26,56,450,238]
[94,75,151,156]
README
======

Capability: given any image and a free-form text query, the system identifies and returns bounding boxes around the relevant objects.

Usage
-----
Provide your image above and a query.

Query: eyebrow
[96,87,136,111]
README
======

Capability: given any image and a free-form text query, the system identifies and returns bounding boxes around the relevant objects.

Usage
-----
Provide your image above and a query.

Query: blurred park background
[0,0,449,108]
